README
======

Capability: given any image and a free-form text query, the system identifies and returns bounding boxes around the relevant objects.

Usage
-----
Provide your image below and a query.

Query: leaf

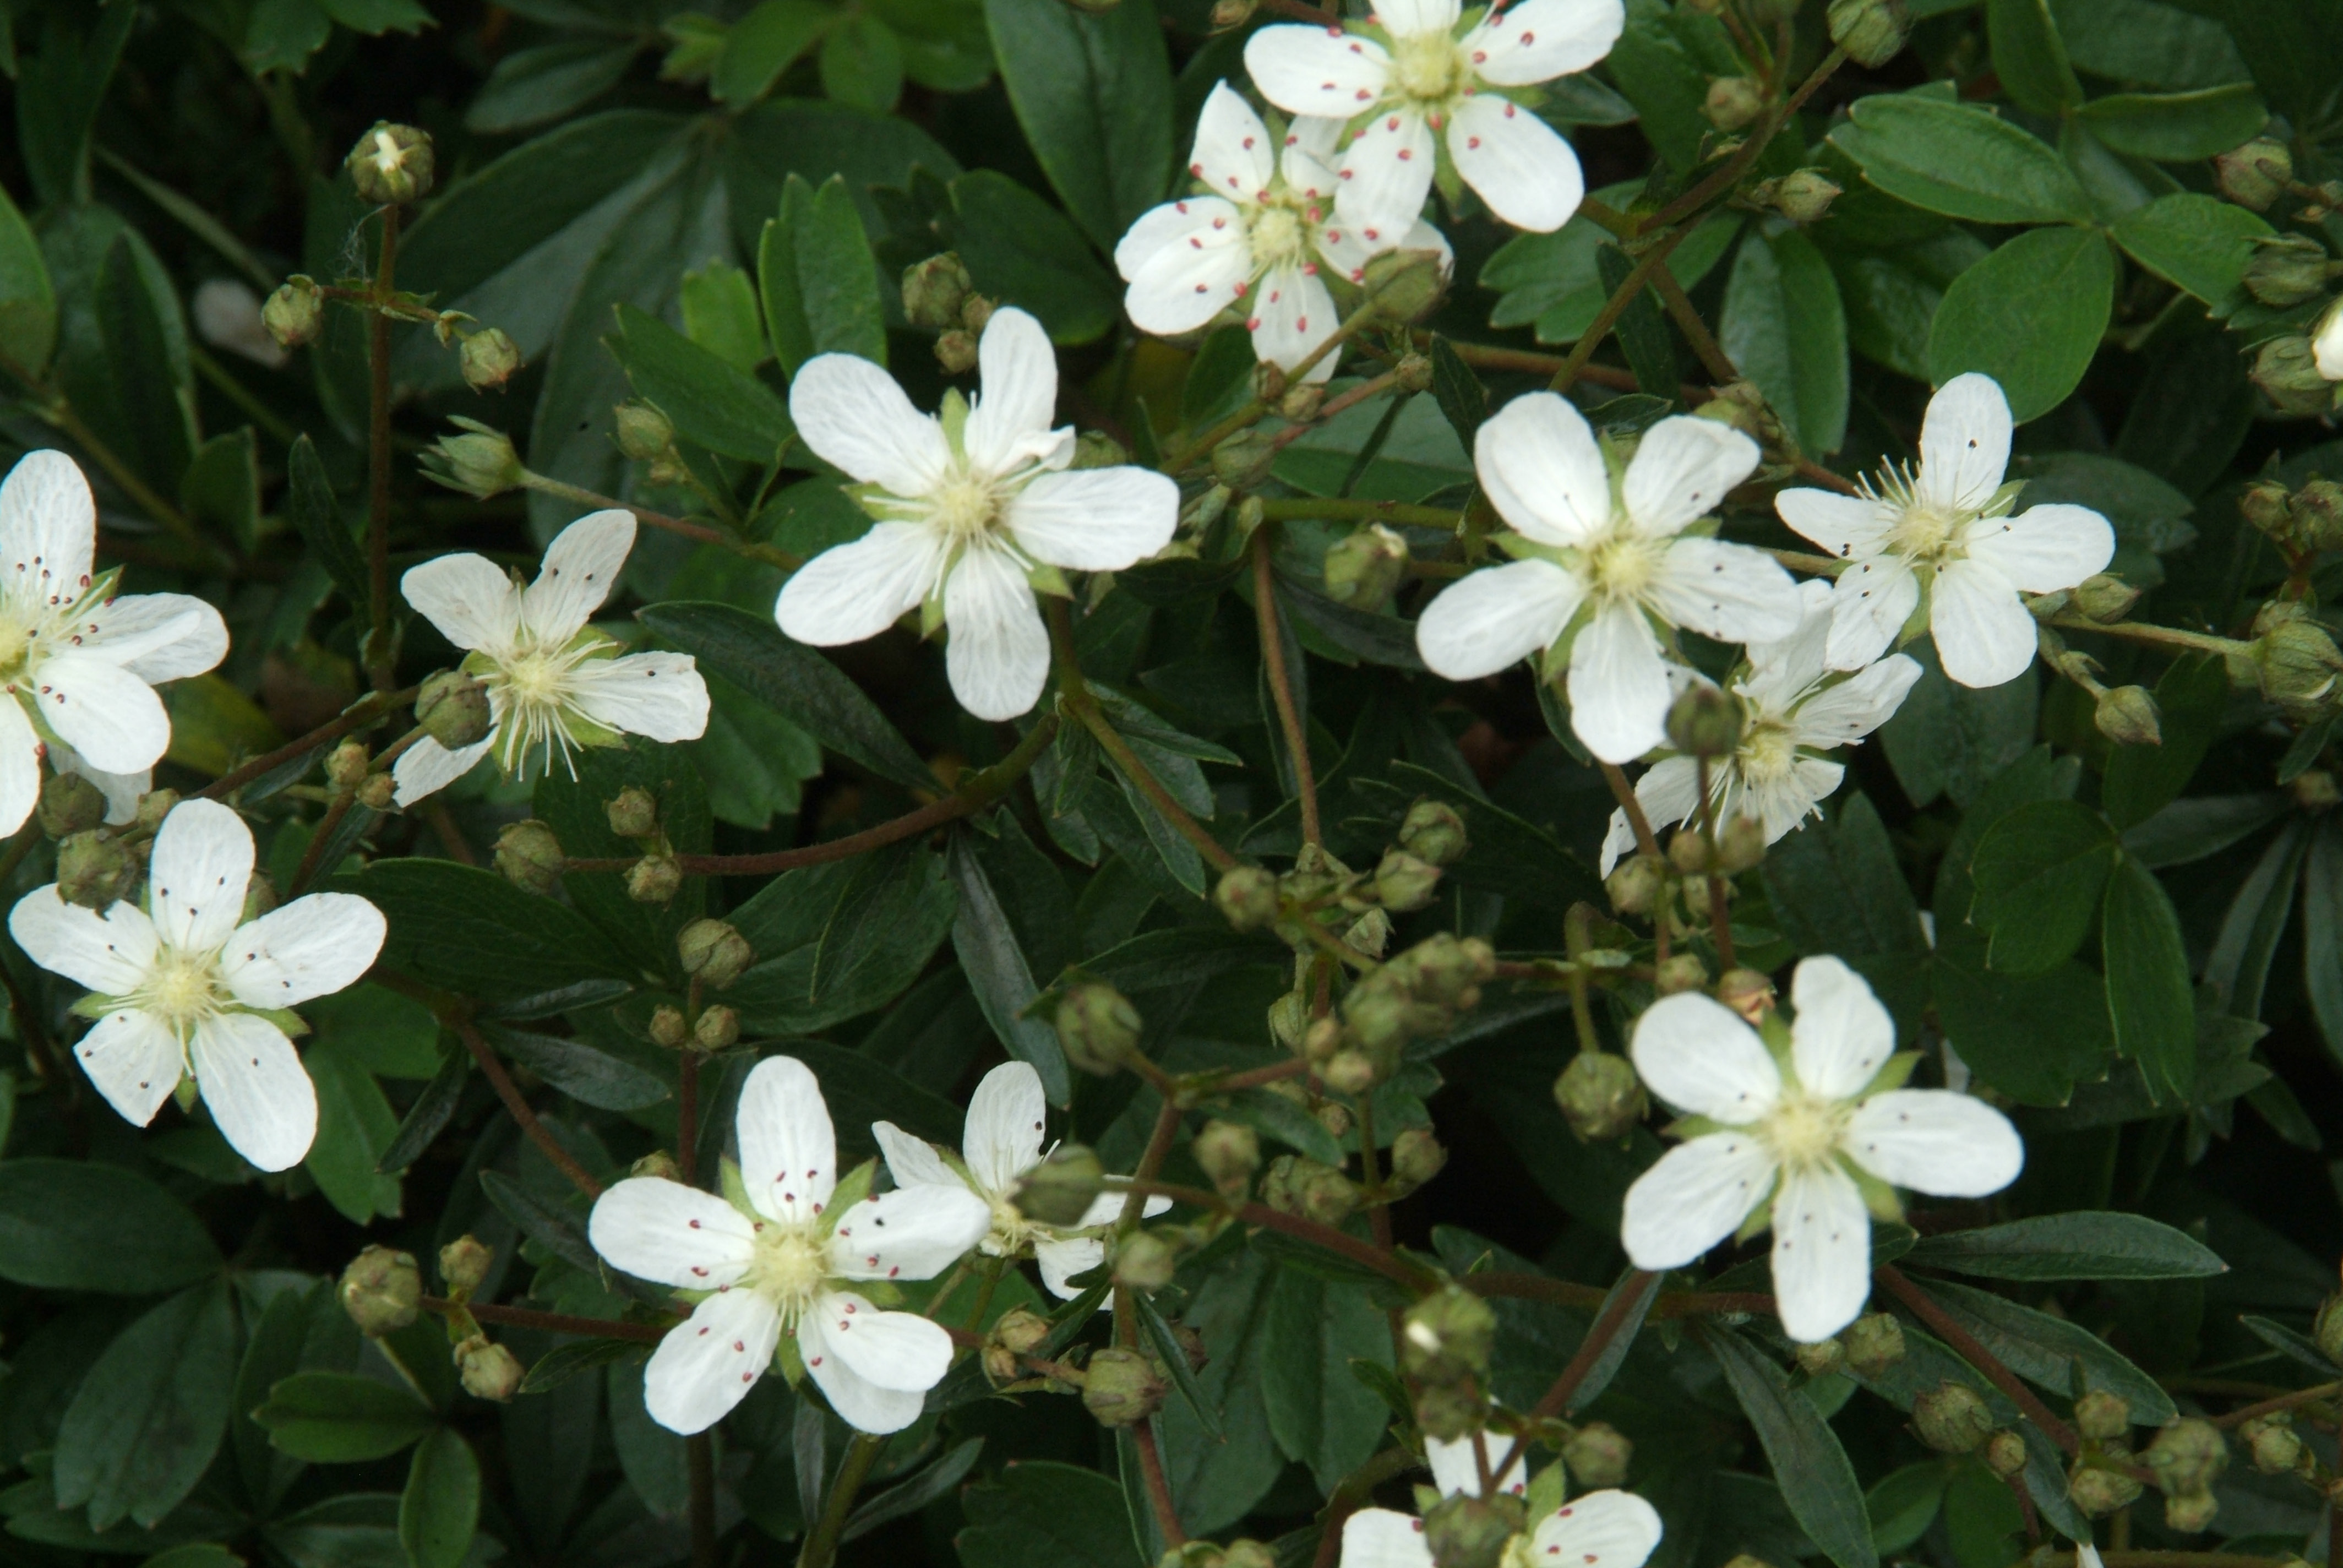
[1720,224,1849,456]
[2100,655,2228,829]
[1260,1271,1393,1491]
[330,859,633,1003]
[1481,185,1739,345]
[2300,818,2343,1069]
[982,0,1172,251]
[1761,791,1924,957]
[2102,854,2197,1102]
[479,1168,603,1277]
[0,178,57,378]
[608,303,795,464]
[284,434,370,607]
[726,847,959,1038]
[400,1427,481,1568]
[252,1372,435,1462]
[2203,818,2308,1020]
[1082,927,1279,993]
[1134,1286,1223,1440]
[1988,0,2082,112]
[91,230,198,495]
[181,428,260,554]
[2122,792,2287,870]
[1428,337,1489,450]
[821,14,905,111]
[0,1157,220,1293]
[1276,574,1428,672]
[379,1044,467,1174]
[1704,1326,1877,1568]
[1879,641,2040,810]
[488,1025,671,1112]
[302,1040,404,1224]
[948,830,1072,1107]
[52,1280,237,1531]
[2076,83,2268,161]
[1927,226,2114,423]
[1828,95,2092,225]
[1596,243,1679,401]
[605,1356,686,1517]
[1916,1281,2177,1423]
[1155,1246,1283,1535]
[1904,1213,2226,1280]
[2239,1314,2335,1376]
[2051,0,2247,90]
[957,1461,1141,1568]
[533,737,713,979]
[1376,761,1605,913]
[1274,393,1473,504]
[942,169,1121,345]
[466,37,638,133]
[844,1436,984,1540]
[1865,1461,1947,1553]
[1928,946,2112,1106]
[2110,193,2272,307]
[521,1337,646,1396]
[1966,799,2117,976]
[636,601,936,792]
[714,0,837,104]
[761,173,887,374]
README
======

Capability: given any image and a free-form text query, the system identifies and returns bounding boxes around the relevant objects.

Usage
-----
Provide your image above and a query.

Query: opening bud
[2246,236,2334,308]
[1056,983,1143,1075]
[2252,617,2343,709]
[347,122,435,206]
[1911,1380,1995,1453]
[2252,336,2337,417]
[1082,1347,1168,1428]
[421,418,525,500]
[1985,1430,2028,1480]
[2291,478,2343,552]
[1665,684,1743,758]
[1826,0,1906,65]
[1716,967,1777,1023]
[693,1005,739,1052]
[57,830,138,910]
[339,1245,421,1336]
[2074,1389,2132,1441]
[1841,1312,1905,1377]
[460,327,522,391]
[1392,352,1435,394]
[1402,1284,1496,1382]
[2241,1411,2302,1474]
[1552,1051,1648,1142]
[1793,1337,1845,1377]
[1398,799,1469,867]
[1212,866,1280,934]
[2142,1417,2228,1494]
[1604,853,1666,916]
[1387,1126,1447,1191]
[678,918,755,990]
[1279,380,1327,423]
[605,786,659,840]
[454,1334,524,1402]
[1113,1230,1179,1291]
[2241,477,2295,537]
[1015,1143,1106,1226]
[2217,138,2293,211]
[1374,848,1444,912]
[416,668,493,749]
[936,329,979,374]
[494,819,565,896]
[2093,685,2162,747]
[1423,1494,1518,1568]
[1562,1421,1632,1488]
[263,275,326,351]
[901,253,974,330]
[36,772,108,840]
[1703,75,1765,131]
[1363,246,1450,323]
[1324,523,1411,609]
[627,854,682,905]
[1194,1119,1261,1197]
[439,1235,494,1296]
[649,1006,688,1049]
[614,400,676,462]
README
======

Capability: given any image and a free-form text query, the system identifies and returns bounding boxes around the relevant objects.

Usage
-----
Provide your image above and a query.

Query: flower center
[1739,720,1796,785]
[1249,204,1310,271]
[1389,31,1467,101]
[743,1223,831,1320]
[984,1194,1036,1259]
[1887,503,1967,562]
[929,467,1001,540]
[1761,1089,1851,1170]
[140,946,225,1031]
[476,631,609,777]
[1584,529,1663,603]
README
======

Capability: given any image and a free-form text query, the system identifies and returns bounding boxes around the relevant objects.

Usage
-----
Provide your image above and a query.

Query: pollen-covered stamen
[1759,1089,1854,1172]
[1857,460,1974,565]
[1583,529,1666,605]
[1736,719,1797,787]
[1387,30,1471,102]
[130,946,230,1041]
[738,1221,836,1330]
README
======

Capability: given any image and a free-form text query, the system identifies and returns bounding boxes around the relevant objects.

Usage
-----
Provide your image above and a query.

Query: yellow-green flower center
[1389,31,1468,102]
[1585,530,1664,603]
[1249,204,1310,272]
[1761,1088,1851,1169]
[742,1223,831,1319]
[138,947,227,1033]
[1738,720,1796,786]
[929,466,1002,540]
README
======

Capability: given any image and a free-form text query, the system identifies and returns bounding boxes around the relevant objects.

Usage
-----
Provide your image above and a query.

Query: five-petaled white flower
[1620,956,2024,1343]
[1115,83,1451,379]
[875,1060,1172,1304]
[0,451,228,836]
[1339,1436,1659,1568]
[776,308,1178,722]
[587,1055,991,1436]
[1413,394,1802,764]
[1243,0,1625,233]
[393,509,710,805]
[1598,581,1921,874]
[1773,373,2113,690]
[9,798,385,1173]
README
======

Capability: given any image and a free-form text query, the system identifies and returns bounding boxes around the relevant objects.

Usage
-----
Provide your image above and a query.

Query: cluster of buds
[1402,1285,1497,1440]
[2240,1409,2308,1478]
[980,1306,1057,1388]
[2242,475,2343,558]
[2066,1389,2146,1517]
[54,787,182,910]
[2249,334,2342,418]
[324,738,393,812]
[1826,0,1906,66]
[1812,1312,1907,1381]
[901,253,999,373]
[1260,1153,1363,1226]
[2141,1417,2227,1533]
[1910,1381,1996,1455]
[1309,933,1496,1093]
[1159,1540,1278,1568]
[2218,138,2295,212]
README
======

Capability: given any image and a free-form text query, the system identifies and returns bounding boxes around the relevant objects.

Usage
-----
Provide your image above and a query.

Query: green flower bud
[2069,573,2142,624]
[1398,799,1469,867]
[243,872,279,923]
[1605,853,1666,916]
[1712,814,1767,875]
[1912,1380,1995,1453]
[627,854,682,905]
[324,739,369,792]
[2241,478,2296,537]
[57,830,137,911]
[1423,1494,1517,1568]
[2252,335,2337,417]
[2163,1487,2218,1534]
[339,1245,421,1336]
[1213,865,1279,931]
[1212,430,1279,491]
[2142,1417,2228,1494]
[2296,769,2342,810]
[439,1235,494,1295]
[1374,848,1444,912]
[1562,1421,1632,1488]
[1279,381,1327,423]
[1827,0,1906,66]
[1767,168,1841,224]
[1325,523,1411,609]
[678,918,755,990]
[1294,1159,1361,1226]
[631,1149,682,1182]
[2246,237,2334,308]
[1074,431,1130,470]
[1392,353,1435,394]
[1194,1119,1261,1197]
[263,275,325,350]
[1841,1313,1905,1378]
[135,790,179,832]
[1016,1143,1106,1226]
[605,786,658,840]
[1553,1051,1648,1142]
[1363,246,1450,323]
[1081,1347,1167,1427]
[649,1006,688,1049]
[2253,617,2343,708]
[1668,826,1710,876]
[416,669,493,750]
[1793,1337,1846,1378]
[36,772,107,840]
[1980,1429,2028,1479]
[494,819,565,896]
[2217,138,2294,212]
[421,417,525,500]
[1704,75,1765,131]
[902,253,974,331]
[1220,1542,1277,1568]
[460,327,522,391]
[2094,685,2162,747]
[1719,1557,1778,1568]
[346,122,435,206]
[1402,1284,1496,1383]
[935,329,979,375]
[1211,0,1260,24]
[2074,1389,2132,1441]
[350,776,390,812]
[2291,478,2343,551]
[1056,982,1143,1075]
[983,1305,1053,1384]
[2241,1411,2302,1474]
[1322,1047,1381,1097]
[693,1005,739,1052]
[1413,1379,1483,1441]
[454,1334,523,1402]
[1666,684,1743,758]
[614,400,675,463]
[2317,1293,2343,1365]
[1113,1230,1179,1290]
[1387,1127,1447,1192]
[2067,1461,2142,1517]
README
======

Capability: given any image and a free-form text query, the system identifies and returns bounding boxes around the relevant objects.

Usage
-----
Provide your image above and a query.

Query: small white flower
[2315,298,2343,381]
[8,798,386,1173]
[1619,956,2024,1343]
[1243,0,1625,233]
[393,509,710,806]
[1413,394,1801,764]
[1115,83,1452,379]
[587,1055,992,1436]
[1774,373,2114,690]
[1598,581,1922,874]
[776,308,1178,721]
[0,451,228,836]
[1339,1462,1659,1568]
[874,1061,1172,1304]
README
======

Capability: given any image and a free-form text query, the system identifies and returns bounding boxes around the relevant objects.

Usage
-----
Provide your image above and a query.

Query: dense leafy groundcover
[8,0,2343,1566]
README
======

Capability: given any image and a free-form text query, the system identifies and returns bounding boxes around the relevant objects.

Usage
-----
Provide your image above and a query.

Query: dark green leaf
[1156,1246,1282,1535]
[0,178,57,376]
[957,1460,1140,1568]
[761,173,887,374]
[727,846,958,1037]
[1427,337,1489,450]
[2122,793,2286,870]
[1928,946,2112,1106]
[1481,184,1738,345]
[2204,819,2308,1019]
[533,738,713,979]
[2239,1314,2334,1376]
[1259,1271,1391,1490]
[821,14,904,111]
[479,1168,602,1276]
[1865,1461,1947,1553]
[982,0,1171,251]
[2302,818,2343,1069]
[2110,193,2272,308]
[1829,95,2091,225]
[520,1337,646,1396]
[330,859,633,1003]
[1927,226,2114,423]
[1720,224,1848,456]
[1704,1325,1877,1568]
[609,304,794,464]
[1880,643,2040,811]
[1762,791,1923,957]
[1135,1286,1223,1440]
[1966,799,2117,975]
[465,37,637,133]
[253,1372,434,1462]
[378,1045,467,1174]
[2102,853,2197,1102]
[400,1428,480,1568]
[942,170,1120,345]
[948,830,1072,1107]
[2076,83,2268,160]
[488,1025,670,1112]
[1596,243,1679,402]
[843,1436,984,1540]
[283,435,369,607]
[2101,655,2228,829]
[303,1041,403,1224]
[1904,1212,2225,1280]
[52,1280,237,1531]
[1276,574,1428,672]
[1918,1280,2176,1422]
[714,0,837,104]
[0,1158,220,1293]
[1988,0,2082,112]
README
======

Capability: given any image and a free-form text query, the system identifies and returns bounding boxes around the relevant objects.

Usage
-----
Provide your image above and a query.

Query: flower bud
[1113,1230,1179,1291]
[1016,1143,1106,1227]
[1252,360,1290,405]
[1553,1051,1647,1142]
[1423,1494,1517,1568]
[416,669,493,750]
[2093,685,2162,748]
[1398,799,1469,867]
[2246,237,2334,307]
[36,772,107,840]
[1294,1158,1361,1226]
[2318,1293,2343,1364]
[421,418,525,500]
[960,292,996,334]
[1716,967,1777,1023]
[1194,1119,1261,1197]
[2217,138,2293,211]
[1387,1127,1447,1191]
[2252,335,2336,416]
[1324,524,1410,609]
[1605,853,1666,916]
[460,327,522,391]
[1320,1047,1378,1097]
[2241,477,2295,537]
[693,1005,739,1051]
[263,275,325,350]
[1213,865,1279,930]
[1081,1347,1167,1427]
[1374,848,1444,912]
[1211,430,1279,491]
[1211,0,1258,24]
[2242,1411,2302,1474]
[339,1245,421,1336]
[677,918,754,990]
[1392,353,1435,394]
[1313,1099,1353,1140]
[1562,1421,1632,1487]
[2296,768,2342,810]
[1413,1380,1483,1442]
[1073,431,1129,470]
[2064,574,2140,627]
[627,854,682,905]
[936,329,979,374]
[2073,1389,2131,1441]
[901,253,973,331]
[1714,814,1767,874]
[455,1334,524,1402]
[1056,983,1143,1075]
[2067,1461,2142,1516]
[1704,75,1765,132]
[1279,381,1326,423]
[1667,826,1710,876]
[2163,1488,2218,1534]
[439,1235,494,1295]
[1794,1338,1845,1377]
[1666,684,1743,758]
[135,789,180,832]
[2291,480,2343,552]
[649,1005,688,1049]
[2142,1417,2228,1494]
[1841,1312,1905,1377]
[1912,1380,1995,1453]
[983,1305,1053,1384]
[1363,246,1450,322]
[57,830,138,910]
[2253,618,2343,708]
[1301,1015,1345,1065]
[243,872,280,924]
[347,122,435,206]
[605,786,658,840]
[1719,1558,1777,1568]
[1969,1429,2024,1480]
[613,400,675,463]
[1827,0,1906,66]
[1768,169,1841,224]
[1402,1284,1496,1382]
[630,1149,682,1182]
[494,819,564,896]
[321,739,368,792]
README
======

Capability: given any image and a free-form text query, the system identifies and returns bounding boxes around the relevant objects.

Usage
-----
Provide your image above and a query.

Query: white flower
[8,798,385,1173]
[392,509,710,805]
[1413,394,1801,764]
[1242,0,1625,233]
[1339,1452,1659,1568]
[1598,581,1922,874]
[2315,298,2343,380]
[0,451,228,836]
[776,308,1178,722]
[874,1061,1172,1304]
[1619,956,2024,1343]
[587,1055,991,1436]
[1773,373,2114,690]
[1115,83,1452,379]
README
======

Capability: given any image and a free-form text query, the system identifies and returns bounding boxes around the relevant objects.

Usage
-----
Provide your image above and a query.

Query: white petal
[8,886,155,991]
[1424,1435,1526,1498]
[943,545,1049,722]
[1335,107,1437,232]
[0,451,96,609]
[1115,195,1245,283]
[1007,469,1179,572]
[401,553,521,655]
[1447,96,1584,232]
[0,698,39,836]
[71,1006,184,1130]
[1598,810,1637,879]
[1965,503,2115,593]
[1189,83,1278,204]
[1376,0,1460,38]
[788,353,950,497]
[1567,602,1671,764]
[1648,538,1803,643]
[827,1184,991,1282]
[643,1286,783,1435]
[1822,558,1918,672]
[1842,1090,2024,1197]
[1629,990,1781,1122]
[1069,1190,1172,1231]
[1768,1163,1871,1343]
[808,1291,956,1392]
[1788,955,1895,1098]
[1737,578,1835,711]
[1529,1491,1664,1568]
[1474,391,1612,546]
[1621,415,1761,536]
[522,510,635,642]
[2318,302,2343,380]
[148,798,255,955]
[586,1177,759,1288]
[1414,558,1584,681]
[1125,231,1254,336]
[1930,558,2036,688]
[1249,262,1340,375]
[875,1121,965,1190]
[967,308,1066,476]
[1034,1233,1106,1300]
[1752,759,1840,843]
[32,652,170,775]
[1340,1509,1435,1568]
[1916,372,2012,514]
[1282,117,1346,198]
[735,1054,838,1226]
[799,1310,929,1435]
[776,522,948,648]
[75,592,230,684]
[567,652,711,743]
[1788,655,1921,748]
[1632,753,1704,838]
[963,1060,1048,1194]
[1774,489,1897,563]
[219,892,386,1009]
[193,278,287,369]
[1620,1133,1777,1270]
[1467,0,1626,85]
[391,734,494,808]
[190,1011,316,1173]
[1243,25,1392,121]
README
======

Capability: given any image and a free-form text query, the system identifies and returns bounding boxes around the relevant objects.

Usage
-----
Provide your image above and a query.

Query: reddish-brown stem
[677,1048,701,1189]
[1695,757,1737,970]
[1548,222,1701,395]
[1134,1419,1188,1548]
[1649,266,1742,386]
[366,205,399,691]
[2211,1380,2343,1429]
[1487,1269,1658,1487]
[1639,47,1848,235]
[424,797,477,865]
[1202,1057,1313,1095]
[1267,369,1400,453]
[1876,1265,2083,1455]
[1255,526,1322,848]
[1600,762,1660,858]
[423,1295,666,1342]
[1793,457,1862,496]
[456,1020,604,1197]
[1118,1178,1436,1291]
[195,688,416,801]
[290,792,356,896]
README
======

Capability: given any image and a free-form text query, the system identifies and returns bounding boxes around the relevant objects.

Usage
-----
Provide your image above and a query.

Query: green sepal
[1757,1007,1795,1067]
[720,1153,755,1219]
[773,1325,807,1387]
[69,993,119,1021]
[1027,561,1072,600]
[250,1006,309,1038]
[173,1076,199,1114]
[1411,1483,1441,1515]
[459,650,498,679]
[1731,1169,1784,1244]
[919,595,946,639]
[1842,1156,1905,1223]
[940,388,971,455]
[1523,1453,1566,1515]
[856,1279,906,1309]
[821,1156,876,1237]
[1858,1050,1922,1098]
